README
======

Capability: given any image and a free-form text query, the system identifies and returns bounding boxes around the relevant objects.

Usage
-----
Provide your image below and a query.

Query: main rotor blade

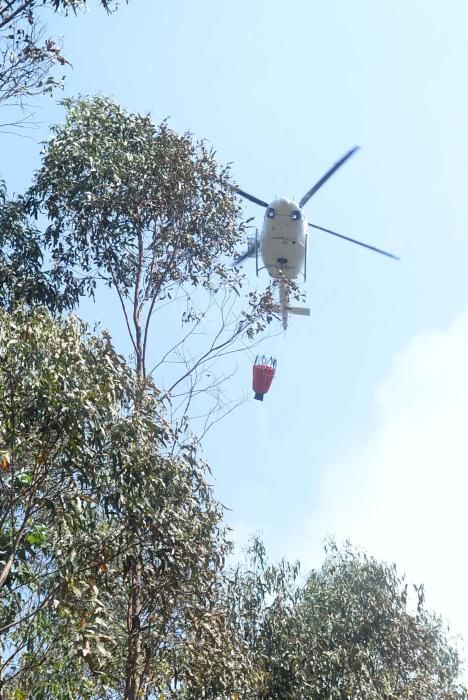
[299,147,360,208]
[231,186,269,208]
[308,222,399,260]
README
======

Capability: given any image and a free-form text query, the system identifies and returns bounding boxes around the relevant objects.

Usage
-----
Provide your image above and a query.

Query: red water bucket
[252,356,277,401]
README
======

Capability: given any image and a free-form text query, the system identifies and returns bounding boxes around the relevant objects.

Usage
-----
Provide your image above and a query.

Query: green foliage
[0,308,252,698]
[0,309,466,699]
[0,2,126,112]
[228,540,468,700]
[296,541,468,699]
[0,182,85,311]
[0,307,132,693]
[224,538,305,699]
[32,95,245,292]
[28,96,277,379]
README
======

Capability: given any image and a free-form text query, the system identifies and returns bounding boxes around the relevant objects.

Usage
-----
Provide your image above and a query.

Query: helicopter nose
[272,198,292,214]
[267,198,300,218]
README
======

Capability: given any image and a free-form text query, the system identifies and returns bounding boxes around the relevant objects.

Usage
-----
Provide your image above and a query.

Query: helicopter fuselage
[259,198,307,281]
[233,146,397,332]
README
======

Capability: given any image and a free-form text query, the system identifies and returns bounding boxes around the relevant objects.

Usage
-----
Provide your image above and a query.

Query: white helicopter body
[233,148,398,331]
[257,198,310,330]
[260,198,307,280]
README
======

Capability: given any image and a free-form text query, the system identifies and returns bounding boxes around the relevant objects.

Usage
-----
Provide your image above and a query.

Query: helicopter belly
[261,218,306,280]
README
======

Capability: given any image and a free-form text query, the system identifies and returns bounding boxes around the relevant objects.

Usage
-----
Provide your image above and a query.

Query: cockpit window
[290,209,302,221]
[266,207,276,219]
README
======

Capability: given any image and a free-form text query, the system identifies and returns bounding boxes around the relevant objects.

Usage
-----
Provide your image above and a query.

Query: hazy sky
[2,0,468,654]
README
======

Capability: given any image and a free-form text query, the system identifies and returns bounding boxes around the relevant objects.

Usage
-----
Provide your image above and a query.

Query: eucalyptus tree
[0,308,252,699]
[223,537,304,699]
[229,540,468,700]
[0,180,84,311]
[27,95,283,698]
[0,310,465,698]
[29,95,277,395]
[0,1,126,129]
[297,542,468,699]
[0,307,132,695]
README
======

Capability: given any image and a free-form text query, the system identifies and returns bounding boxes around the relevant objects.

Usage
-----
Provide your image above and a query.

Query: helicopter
[232,147,399,330]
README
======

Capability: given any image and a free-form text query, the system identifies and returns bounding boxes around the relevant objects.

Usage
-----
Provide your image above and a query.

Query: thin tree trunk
[125,234,144,699]
[125,556,143,699]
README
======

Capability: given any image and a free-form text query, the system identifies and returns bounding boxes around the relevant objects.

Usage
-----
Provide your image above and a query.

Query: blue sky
[3,0,468,652]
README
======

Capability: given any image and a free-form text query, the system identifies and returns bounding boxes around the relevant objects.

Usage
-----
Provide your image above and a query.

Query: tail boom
[274,281,310,330]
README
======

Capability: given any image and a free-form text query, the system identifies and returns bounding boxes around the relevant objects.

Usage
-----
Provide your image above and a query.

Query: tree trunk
[125,286,144,699]
[125,556,142,699]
